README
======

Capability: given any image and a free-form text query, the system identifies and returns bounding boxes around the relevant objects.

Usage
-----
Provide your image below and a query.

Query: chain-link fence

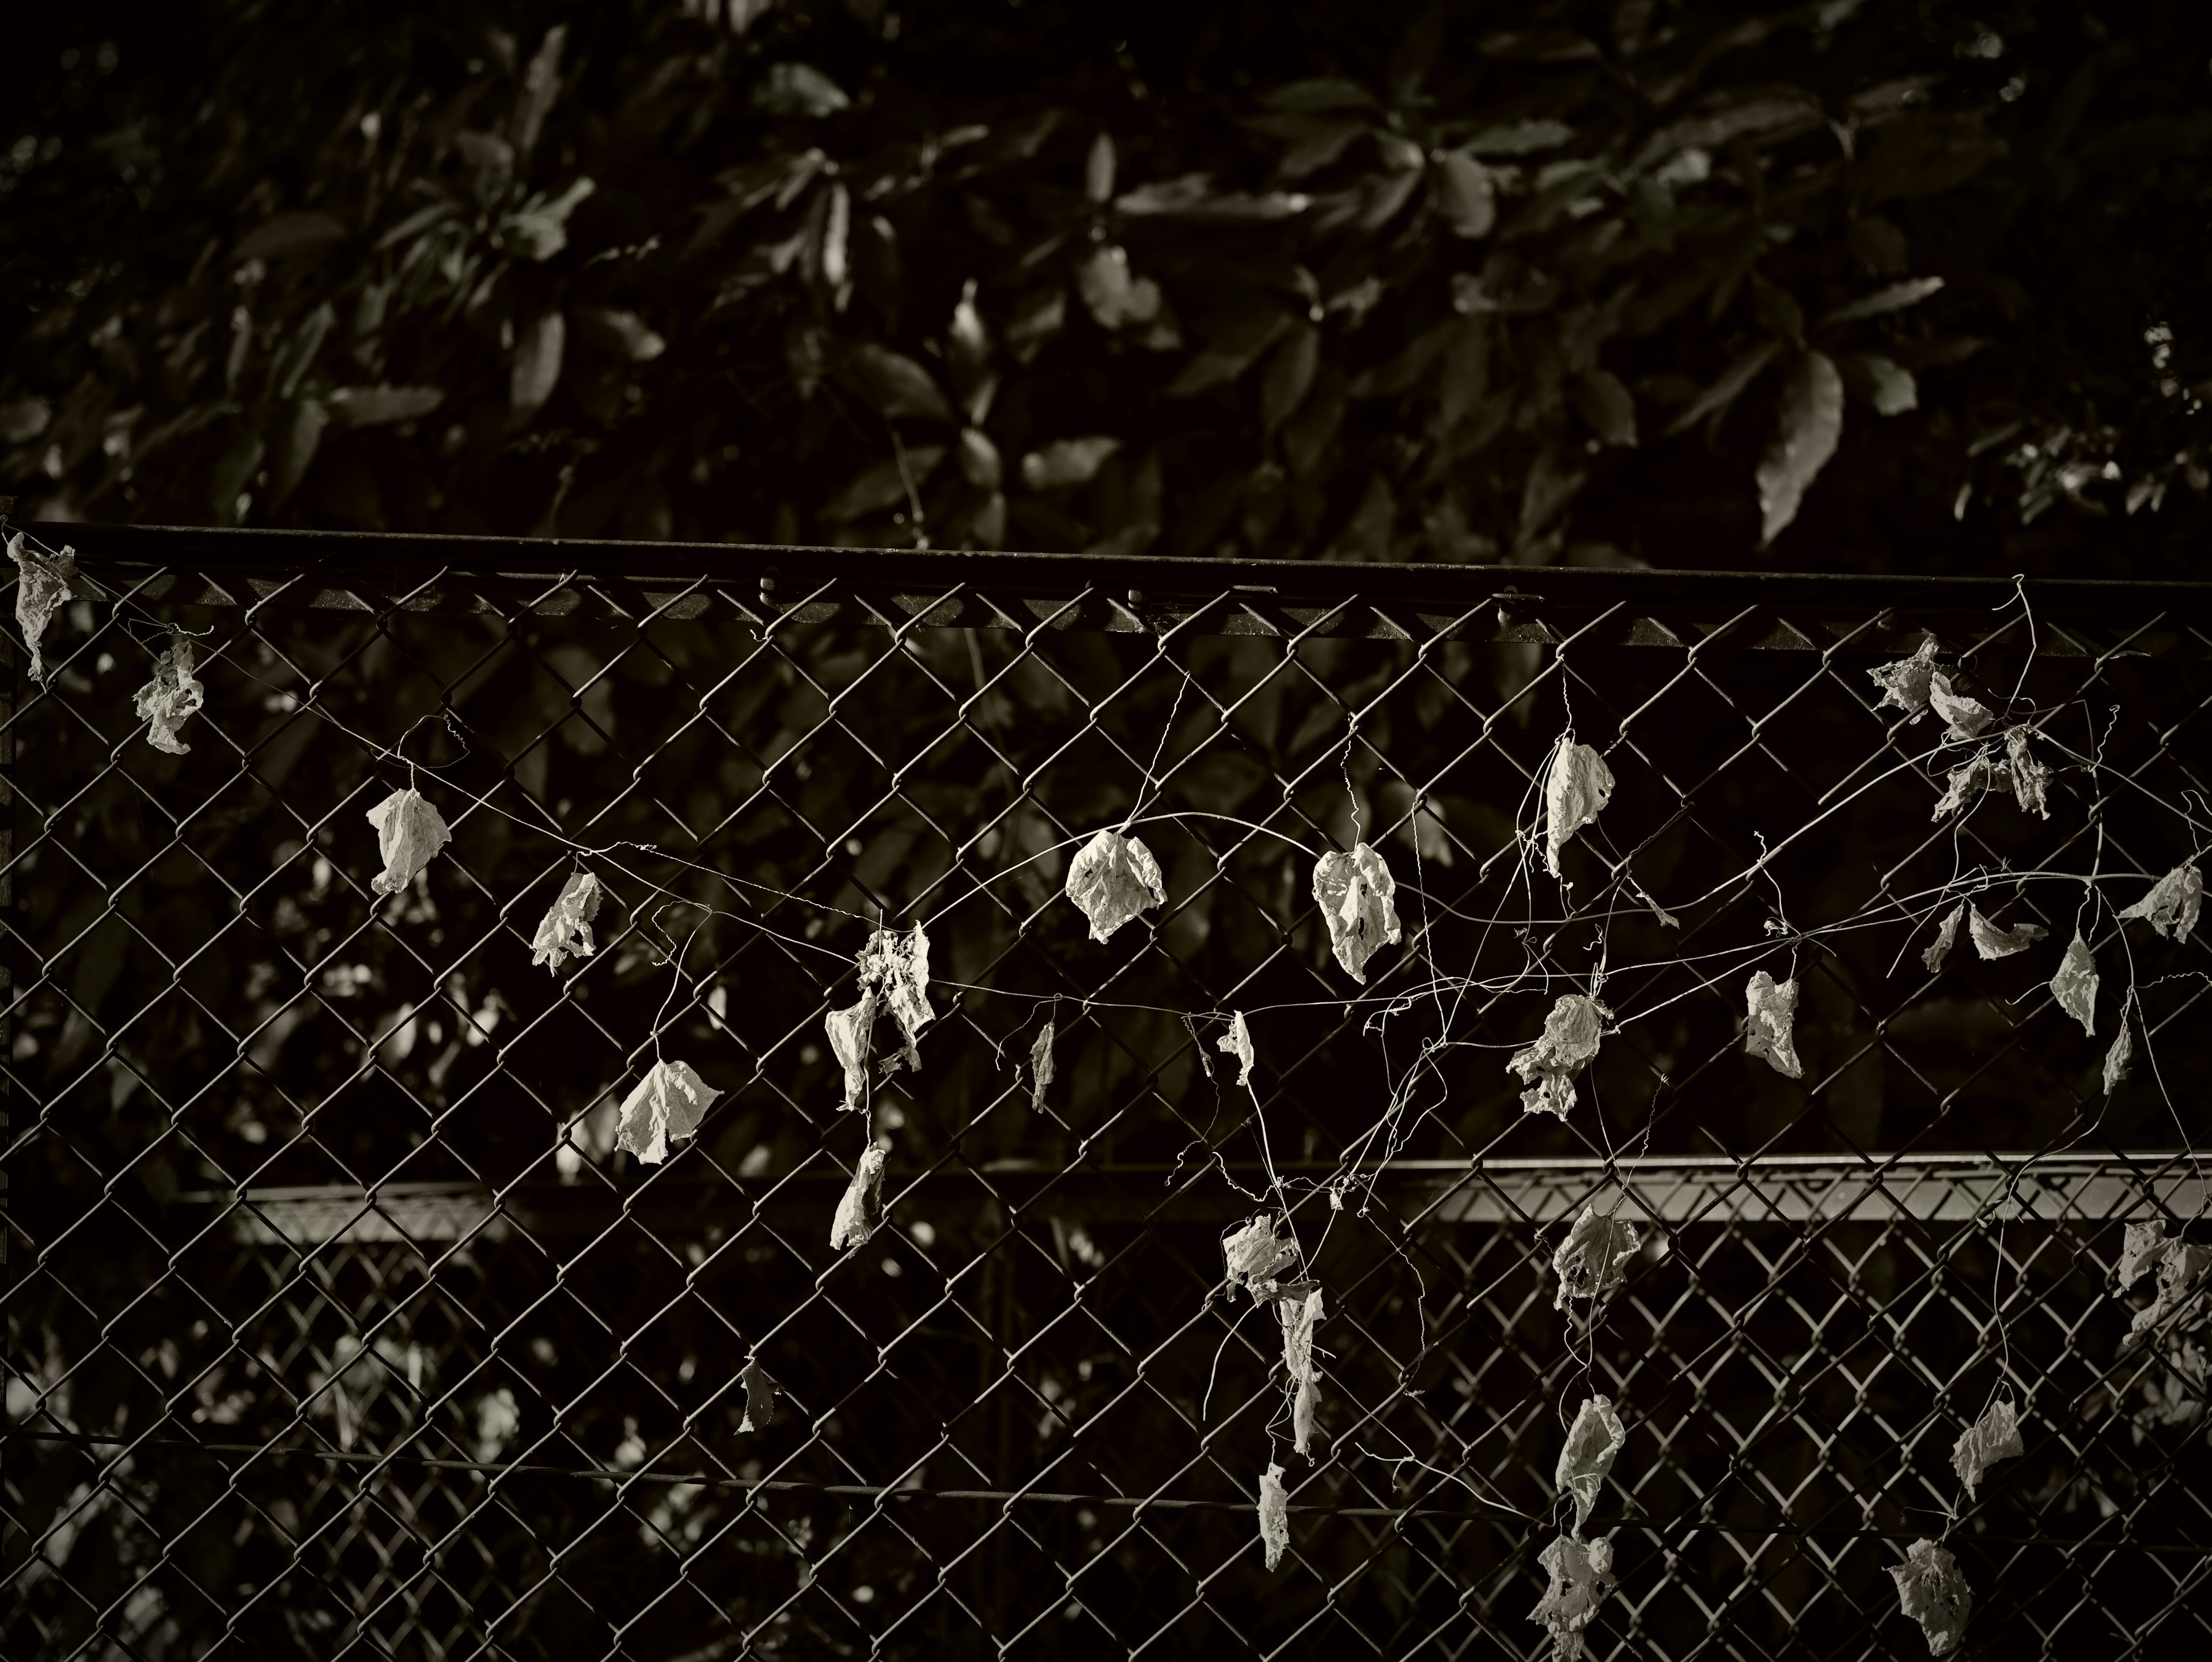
[6,524,2211,1660]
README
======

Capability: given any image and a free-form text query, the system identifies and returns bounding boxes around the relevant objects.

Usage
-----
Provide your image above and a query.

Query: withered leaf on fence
[2119,1220,2172,1290]
[1551,1205,1641,1311]
[1281,1285,1324,1455]
[2103,1009,2134,1095]
[1217,1010,1256,1088]
[1921,903,1965,972]
[1528,1533,1615,1662]
[1744,971,1802,1078]
[830,1143,889,1251]
[1968,906,2046,959]
[616,1059,722,1165]
[2005,727,2052,818]
[1258,1463,1290,1571]
[1223,1213,1300,1296]
[858,925,934,1069]
[1029,1017,1056,1111]
[1543,741,1615,878]
[1311,842,1402,982]
[1066,828,1166,942]
[366,788,453,896]
[1556,1395,1627,1538]
[2050,933,2098,1035]
[1950,1396,2024,1502]
[1293,1373,1320,1457]
[8,533,75,685]
[1888,1539,1971,1657]
[1510,994,1609,1120]
[740,1358,775,1432]
[531,870,603,970]
[1928,670,1994,742]
[134,633,206,755]
[1930,749,2003,821]
[1869,637,1939,718]
[2118,862,2203,940]
[2124,1235,2212,1347]
[825,992,877,1112]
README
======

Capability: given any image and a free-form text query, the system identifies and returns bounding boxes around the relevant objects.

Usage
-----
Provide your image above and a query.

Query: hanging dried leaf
[1949,1397,2023,1502]
[2102,1010,2133,1095]
[830,1143,889,1251]
[9,532,75,684]
[1968,906,2046,960]
[1217,1010,1256,1088]
[857,925,934,1069]
[1869,637,1940,718]
[531,870,603,970]
[2118,862,2203,941]
[740,1359,775,1432]
[133,634,206,755]
[1223,1214,1300,1296]
[2126,1236,2212,1346]
[1293,1373,1320,1457]
[1543,741,1615,879]
[366,788,453,896]
[1280,1285,1323,1385]
[825,992,877,1112]
[1066,828,1166,942]
[1029,1018,1056,1111]
[1509,994,1609,1120]
[1930,749,2004,820]
[1551,1205,1641,1311]
[1927,670,1994,742]
[1744,971,1802,1079]
[1258,1463,1290,1571]
[1888,1539,1971,1657]
[2050,933,2097,1036]
[2118,1220,2171,1290]
[1528,1533,1616,1662]
[1921,903,1965,973]
[1556,1395,1627,1538]
[616,1059,722,1165]
[1312,842,1403,982]
[2005,727,2052,819]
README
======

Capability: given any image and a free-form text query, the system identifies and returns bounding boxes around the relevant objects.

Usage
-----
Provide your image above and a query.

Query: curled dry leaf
[1968,906,2046,960]
[1544,741,1615,879]
[366,788,453,896]
[1950,1396,2023,1502]
[2119,1220,2172,1290]
[1556,1395,1627,1539]
[1029,1018,1056,1112]
[2005,727,2052,818]
[1258,1463,1290,1571]
[1312,842,1402,982]
[1293,1374,1319,1457]
[830,1143,889,1251]
[858,925,934,1069]
[1888,1539,1971,1657]
[616,1060,722,1165]
[2118,862,2203,941]
[1869,637,1940,718]
[740,1358,775,1432]
[1933,733,2053,820]
[2124,1233,2212,1347]
[2102,1010,2133,1095]
[1927,670,1993,743]
[2050,933,2097,1036]
[1509,994,1609,1120]
[1921,903,1965,973]
[9,532,75,684]
[825,993,877,1112]
[134,634,206,755]
[1223,1214,1300,1296]
[1280,1285,1323,1385]
[531,870,603,970]
[1930,750,2003,820]
[1066,828,1165,942]
[1217,1010,1256,1088]
[1744,971,1802,1079]
[1551,1205,1641,1311]
[1528,1534,1615,1662]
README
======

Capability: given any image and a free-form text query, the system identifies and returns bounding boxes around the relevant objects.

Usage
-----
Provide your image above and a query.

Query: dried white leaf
[2133,1334,2210,1431]
[1930,749,2004,820]
[830,1143,888,1251]
[1556,1395,1627,1538]
[1921,903,1965,973]
[1029,1018,1056,1111]
[1280,1285,1323,1385]
[1551,1205,1640,1311]
[1311,842,1402,982]
[1744,971,1801,1079]
[2005,727,2052,818]
[2126,1236,2212,1347]
[2050,932,2097,1036]
[2102,1012,2133,1096]
[2118,1220,2171,1290]
[616,1059,722,1165]
[366,788,453,896]
[1066,828,1165,942]
[1968,906,2046,960]
[1949,1397,2023,1502]
[1223,1214,1300,1296]
[740,1358,775,1432]
[1292,1373,1320,1457]
[1257,1463,1290,1571]
[531,870,603,970]
[9,532,75,684]
[858,925,933,1069]
[1509,994,1609,1121]
[1889,1539,1971,1657]
[133,634,206,755]
[1927,669,1993,743]
[2118,862,2203,941]
[1217,1010,1256,1088]
[1544,741,1615,879]
[825,993,877,1112]
[1869,637,1940,719]
[1528,1533,1615,1662]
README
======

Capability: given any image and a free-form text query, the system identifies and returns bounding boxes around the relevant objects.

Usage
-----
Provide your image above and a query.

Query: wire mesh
[5,527,2211,1660]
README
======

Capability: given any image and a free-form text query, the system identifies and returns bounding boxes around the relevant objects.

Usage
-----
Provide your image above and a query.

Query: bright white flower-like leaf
[9,533,75,685]
[1223,1214,1300,1296]
[366,788,453,896]
[1889,1539,1971,1657]
[858,925,934,1069]
[1921,903,1965,973]
[2118,862,2203,941]
[830,1143,888,1251]
[1509,994,1609,1120]
[1066,828,1165,942]
[2050,933,2097,1036]
[1217,1010,1256,1088]
[1257,1463,1290,1571]
[1551,1205,1640,1311]
[1556,1395,1627,1539]
[531,870,603,970]
[1927,670,1993,742]
[1312,842,1402,982]
[134,634,206,755]
[1950,1397,2023,1502]
[1968,906,2045,960]
[1543,741,1615,879]
[2005,727,2052,818]
[1528,1533,1616,1662]
[1029,1018,1056,1111]
[616,1059,721,1165]
[1869,637,1940,718]
[1744,972,1801,1078]
[740,1358,775,1432]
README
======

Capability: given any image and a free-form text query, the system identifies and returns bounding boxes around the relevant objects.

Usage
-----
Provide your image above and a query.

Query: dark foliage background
[5,0,2212,572]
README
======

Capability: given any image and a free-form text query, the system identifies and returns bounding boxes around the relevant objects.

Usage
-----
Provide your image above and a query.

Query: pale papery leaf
[2117,862,2203,941]
[10,533,77,685]
[824,992,877,1112]
[1949,1397,2023,1502]
[1968,906,2046,960]
[615,1059,721,1165]
[531,870,603,970]
[857,925,933,1069]
[1311,842,1403,982]
[830,1143,888,1251]
[1930,750,2003,820]
[1292,1373,1320,1457]
[1223,1214,1300,1294]
[1921,903,1965,972]
[2125,1237,2212,1347]
[1509,995,1609,1120]
[2050,932,2097,1036]
[1065,829,1166,943]
[1543,741,1615,879]
[1280,1285,1323,1385]
[1029,1018,1055,1111]
[1258,1463,1290,1571]
[1551,1205,1640,1310]
[1744,971,1802,1078]
[1869,636,1940,720]
[365,788,453,896]
[1556,1395,1627,1538]
[1889,1540,1971,1657]
[2005,727,2052,818]
[1217,1010,1256,1088]
[2118,1220,2171,1290]
[739,1358,775,1432]
[1528,1534,1616,1662]
[1927,670,1994,742]
[133,634,206,755]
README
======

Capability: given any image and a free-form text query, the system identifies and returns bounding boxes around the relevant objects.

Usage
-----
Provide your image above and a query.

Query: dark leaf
[756,63,850,118]
[234,213,347,263]
[1570,370,1638,447]
[1169,310,1293,399]
[847,343,955,423]
[1756,351,1844,546]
